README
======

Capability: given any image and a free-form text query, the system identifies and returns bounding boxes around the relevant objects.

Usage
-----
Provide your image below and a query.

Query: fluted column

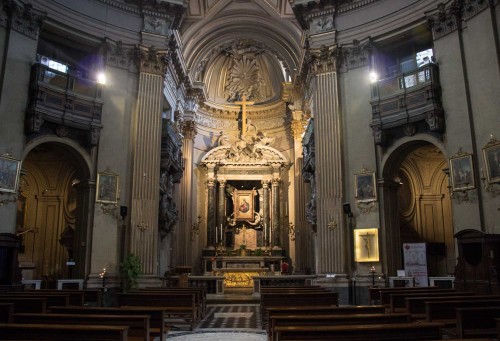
[311,45,345,274]
[217,179,226,245]
[291,116,311,272]
[130,46,169,275]
[207,178,216,247]
[271,178,281,246]
[177,121,197,265]
[262,180,270,246]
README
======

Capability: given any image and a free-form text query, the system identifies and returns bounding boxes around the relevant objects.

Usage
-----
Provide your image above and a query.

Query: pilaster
[206,177,216,247]
[176,121,197,266]
[271,178,281,247]
[262,180,270,246]
[310,44,345,274]
[129,45,169,275]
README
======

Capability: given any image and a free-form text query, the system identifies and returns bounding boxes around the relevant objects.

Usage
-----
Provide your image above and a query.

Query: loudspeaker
[343,203,353,217]
[120,206,128,219]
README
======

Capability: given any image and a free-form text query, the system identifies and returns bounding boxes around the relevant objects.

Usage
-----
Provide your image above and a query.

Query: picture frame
[96,171,119,204]
[482,138,500,184]
[0,154,21,194]
[354,228,379,262]
[449,150,475,191]
[354,170,377,202]
[233,189,255,221]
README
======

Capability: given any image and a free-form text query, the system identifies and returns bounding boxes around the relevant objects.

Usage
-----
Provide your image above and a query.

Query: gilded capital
[291,119,306,139]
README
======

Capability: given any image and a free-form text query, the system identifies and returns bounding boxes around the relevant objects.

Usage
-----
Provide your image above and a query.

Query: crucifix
[361,232,374,258]
[235,95,255,138]
[241,224,247,245]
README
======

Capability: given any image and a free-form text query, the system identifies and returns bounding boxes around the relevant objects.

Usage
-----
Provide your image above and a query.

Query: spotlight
[369,71,378,83]
[97,72,107,85]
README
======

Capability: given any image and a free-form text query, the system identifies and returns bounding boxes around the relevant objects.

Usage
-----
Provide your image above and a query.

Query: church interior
[0,0,499,339]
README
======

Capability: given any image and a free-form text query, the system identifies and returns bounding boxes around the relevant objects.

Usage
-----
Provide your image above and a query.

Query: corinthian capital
[310,44,342,74]
[291,119,306,139]
[134,45,170,75]
[182,120,197,140]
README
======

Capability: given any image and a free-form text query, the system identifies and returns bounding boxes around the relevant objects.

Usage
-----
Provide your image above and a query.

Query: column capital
[291,119,306,139]
[261,179,271,188]
[1,1,46,40]
[310,44,342,74]
[272,178,281,186]
[207,178,216,187]
[182,120,197,140]
[133,45,170,75]
[218,179,227,187]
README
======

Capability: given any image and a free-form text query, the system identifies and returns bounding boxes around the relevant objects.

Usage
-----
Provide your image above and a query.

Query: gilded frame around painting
[233,189,255,221]
[354,228,380,262]
[96,171,119,204]
[482,139,500,184]
[449,151,475,191]
[354,170,377,202]
[0,155,21,194]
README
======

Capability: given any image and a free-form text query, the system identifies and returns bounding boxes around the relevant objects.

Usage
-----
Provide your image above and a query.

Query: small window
[416,48,433,68]
[39,55,68,73]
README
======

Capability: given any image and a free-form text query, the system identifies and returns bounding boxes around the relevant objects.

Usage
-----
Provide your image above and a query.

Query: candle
[220,224,223,243]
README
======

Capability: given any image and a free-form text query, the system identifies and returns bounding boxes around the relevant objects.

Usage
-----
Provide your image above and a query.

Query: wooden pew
[0,293,70,307]
[13,313,150,341]
[269,313,411,341]
[0,323,128,340]
[10,290,85,306]
[379,288,455,308]
[453,306,500,339]
[425,299,500,326]
[29,288,102,306]
[261,291,339,326]
[368,286,439,305]
[140,287,206,318]
[0,302,14,322]
[118,292,198,330]
[406,295,497,319]
[265,305,386,328]
[50,305,169,341]
[273,322,443,341]
[0,297,47,313]
[389,291,474,312]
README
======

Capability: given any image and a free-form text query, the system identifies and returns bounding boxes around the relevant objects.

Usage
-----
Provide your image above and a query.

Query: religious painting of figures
[0,154,21,193]
[354,228,380,262]
[96,171,119,204]
[354,170,376,202]
[449,152,475,191]
[483,139,500,184]
[233,189,255,221]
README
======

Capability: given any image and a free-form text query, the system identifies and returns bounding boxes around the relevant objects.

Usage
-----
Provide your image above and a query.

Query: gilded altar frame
[354,228,380,262]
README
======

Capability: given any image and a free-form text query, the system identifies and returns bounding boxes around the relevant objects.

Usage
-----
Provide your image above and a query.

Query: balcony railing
[370,63,444,144]
[27,63,103,135]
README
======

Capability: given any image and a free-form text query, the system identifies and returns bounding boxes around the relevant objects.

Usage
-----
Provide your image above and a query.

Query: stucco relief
[143,15,171,35]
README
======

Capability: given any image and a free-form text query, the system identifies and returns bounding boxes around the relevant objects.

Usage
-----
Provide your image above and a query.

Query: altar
[202,255,284,289]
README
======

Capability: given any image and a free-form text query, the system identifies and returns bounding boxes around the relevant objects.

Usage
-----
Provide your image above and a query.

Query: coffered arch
[181,0,303,83]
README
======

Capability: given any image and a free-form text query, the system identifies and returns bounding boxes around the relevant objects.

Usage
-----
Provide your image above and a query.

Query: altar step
[207,292,260,305]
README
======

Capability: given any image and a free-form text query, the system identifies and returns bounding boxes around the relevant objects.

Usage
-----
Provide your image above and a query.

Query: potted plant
[254,248,263,256]
[239,244,247,256]
[120,254,142,293]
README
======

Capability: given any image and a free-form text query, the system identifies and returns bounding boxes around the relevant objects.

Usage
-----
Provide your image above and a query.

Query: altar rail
[253,275,317,294]
[161,276,224,295]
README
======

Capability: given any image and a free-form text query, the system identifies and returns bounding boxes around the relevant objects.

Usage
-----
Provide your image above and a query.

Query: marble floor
[167,303,267,341]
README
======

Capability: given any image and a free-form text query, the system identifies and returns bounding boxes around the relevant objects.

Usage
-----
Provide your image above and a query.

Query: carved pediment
[201,143,287,167]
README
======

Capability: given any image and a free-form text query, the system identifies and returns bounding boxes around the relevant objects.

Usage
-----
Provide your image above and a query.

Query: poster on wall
[403,243,429,287]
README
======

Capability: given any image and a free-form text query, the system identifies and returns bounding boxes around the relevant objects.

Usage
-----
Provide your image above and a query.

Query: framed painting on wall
[0,155,21,194]
[354,170,377,202]
[482,138,500,184]
[96,171,119,204]
[233,189,255,221]
[449,150,475,191]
